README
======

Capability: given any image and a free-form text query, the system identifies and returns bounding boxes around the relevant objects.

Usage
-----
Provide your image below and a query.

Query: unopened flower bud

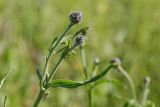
[144,77,151,84]
[94,57,100,65]
[69,11,83,24]
[110,58,121,65]
[75,36,84,45]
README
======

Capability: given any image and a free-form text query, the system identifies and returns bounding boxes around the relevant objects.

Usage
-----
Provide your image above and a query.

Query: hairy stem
[117,65,137,100]
[88,89,93,107]
[80,47,88,79]
[80,47,93,107]
[33,23,74,107]
[141,79,150,106]
[3,95,7,107]
[47,56,64,82]
[41,23,74,89]
[33,90,45,107]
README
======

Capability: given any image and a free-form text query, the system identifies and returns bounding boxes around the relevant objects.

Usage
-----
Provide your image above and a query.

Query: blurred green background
[0,0,160,107]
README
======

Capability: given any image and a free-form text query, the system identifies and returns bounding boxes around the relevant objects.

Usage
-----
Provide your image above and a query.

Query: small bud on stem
[110,58,121,66]
[69,11,83,24]
[144,77,151,85]
[76,36,84,45]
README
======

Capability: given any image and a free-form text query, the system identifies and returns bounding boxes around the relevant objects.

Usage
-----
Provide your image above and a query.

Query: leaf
[90,79,124,90]
[48,79,83,88]
[0,70,13,89]
[36,68,42,80]
[49,37,58,51]
[57,47,66,53]
[48,64,115,89]
[83,64,115,85]
[73,27,90,38]
[61,35,72,44]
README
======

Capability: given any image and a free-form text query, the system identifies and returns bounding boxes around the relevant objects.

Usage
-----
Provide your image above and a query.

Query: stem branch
[117,66,137,100]
[41,23,74,88]
[80,47,88,79]
[33,23,74,107]
[33,90,45,107]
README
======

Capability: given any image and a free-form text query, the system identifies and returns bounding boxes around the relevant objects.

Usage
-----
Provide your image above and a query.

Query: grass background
[0,0,160,107]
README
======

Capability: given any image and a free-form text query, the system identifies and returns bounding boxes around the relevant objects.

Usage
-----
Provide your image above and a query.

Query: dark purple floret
[69,11,83,24]
[76,36,84,45]
[110,58,121,65]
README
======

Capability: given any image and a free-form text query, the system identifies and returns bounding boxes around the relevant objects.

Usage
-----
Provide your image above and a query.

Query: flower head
[144,77,151,84]
[110,58,121,65]
[75,36,84,45]
[69,11,83,24]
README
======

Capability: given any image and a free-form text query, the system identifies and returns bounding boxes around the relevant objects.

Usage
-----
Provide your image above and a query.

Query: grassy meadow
[0,0,160,107]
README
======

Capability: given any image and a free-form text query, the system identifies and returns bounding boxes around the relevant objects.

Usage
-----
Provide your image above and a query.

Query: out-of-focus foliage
[0,0,160,107]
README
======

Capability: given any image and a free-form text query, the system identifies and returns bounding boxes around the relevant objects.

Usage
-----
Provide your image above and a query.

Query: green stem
[33,90,45,107]
[41,23,74,89]
[88,89,93,107]
[47,56,64,82]
[117,66,137,100]
[141,87,149,106]
[33,53,66,107]
[3,95,7,107]
[80,47,93,107]
[141,80,150,106]
[80,47,88,79]
[33,23,74,107]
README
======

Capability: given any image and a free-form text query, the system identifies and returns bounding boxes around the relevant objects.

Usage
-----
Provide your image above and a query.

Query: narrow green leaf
[0,70,13,89]
[83,64,114,85]
[36,68,42,81]
[61,35,72,44]
[48,79,83,88]
[48,64,115,89]
[73,27,90,38]
[90,79,124,90]
[49,37,58,51]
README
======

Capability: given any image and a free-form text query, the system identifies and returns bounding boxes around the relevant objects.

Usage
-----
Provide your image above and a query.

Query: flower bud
[75,36,84,45]
[110,58,121,65]
[69,11,83,24]
[94,57,100,65]
[144,77,151,84]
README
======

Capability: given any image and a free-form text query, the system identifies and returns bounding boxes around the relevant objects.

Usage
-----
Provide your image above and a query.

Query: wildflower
[144,77,151,84]
[69,11,83,24]
[76,36,84,45]
[110,58,121,65]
